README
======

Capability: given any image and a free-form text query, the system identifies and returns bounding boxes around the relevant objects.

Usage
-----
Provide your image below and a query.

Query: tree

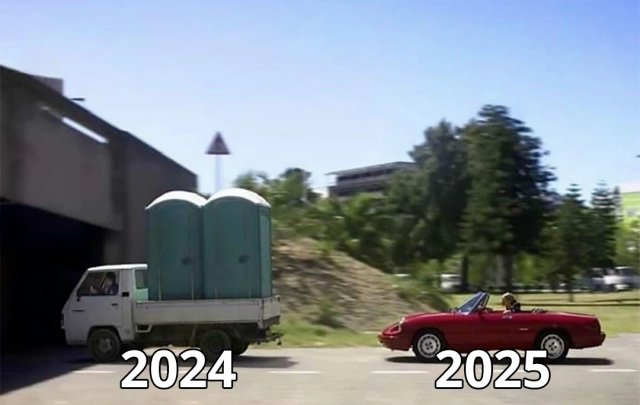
[233,171,272,198]
[462,105,555,290]
[407,120,468,263]
[546,185,591,301]
[384,120,471,285]
[270,167,316,208]
[588,182,618,269]
[612,186,623,220]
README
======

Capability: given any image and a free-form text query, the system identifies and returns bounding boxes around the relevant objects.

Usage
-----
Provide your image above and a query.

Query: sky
[1,0,638,196]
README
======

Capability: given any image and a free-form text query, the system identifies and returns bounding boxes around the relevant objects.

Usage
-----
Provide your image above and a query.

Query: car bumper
[378,333,411,351]
[574,332,606,349]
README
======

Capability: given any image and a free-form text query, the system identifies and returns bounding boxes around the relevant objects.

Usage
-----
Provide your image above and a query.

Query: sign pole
[216,155,221,192]
[206,132,231,194]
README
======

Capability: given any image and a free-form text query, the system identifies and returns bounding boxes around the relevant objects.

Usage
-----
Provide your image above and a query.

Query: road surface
[2,334,639,405]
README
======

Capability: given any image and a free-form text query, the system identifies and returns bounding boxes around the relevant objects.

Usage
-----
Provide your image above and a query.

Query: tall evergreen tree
[462,105,555,290]
[547,185,591,301]
[407,120,468,263]
[588,182,618,268]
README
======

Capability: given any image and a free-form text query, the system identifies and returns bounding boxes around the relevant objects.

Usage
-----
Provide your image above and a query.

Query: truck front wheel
[199,330,231,362]
[88,328,122,363]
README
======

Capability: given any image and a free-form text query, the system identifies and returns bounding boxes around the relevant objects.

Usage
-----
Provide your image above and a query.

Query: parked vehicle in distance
[603,267,640,291]
[585,268,606,291]
[61,264,281,363]
[378,291,605,363]
[440,273,461,292]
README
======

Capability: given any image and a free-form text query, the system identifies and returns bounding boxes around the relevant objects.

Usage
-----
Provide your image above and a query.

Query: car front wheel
[538,332,569,362]
[412,330,445,361]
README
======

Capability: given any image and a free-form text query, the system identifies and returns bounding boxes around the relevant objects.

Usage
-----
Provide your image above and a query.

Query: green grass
[264,291,640,348]
[447,290,640,336]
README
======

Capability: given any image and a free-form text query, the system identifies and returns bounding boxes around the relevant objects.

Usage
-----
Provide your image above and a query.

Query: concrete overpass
[0,65,198,351]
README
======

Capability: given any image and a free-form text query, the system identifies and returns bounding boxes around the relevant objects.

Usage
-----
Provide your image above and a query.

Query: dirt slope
[272,238,430,331]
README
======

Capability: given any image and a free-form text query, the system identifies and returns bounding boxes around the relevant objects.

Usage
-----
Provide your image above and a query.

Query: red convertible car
[379,291,606,362]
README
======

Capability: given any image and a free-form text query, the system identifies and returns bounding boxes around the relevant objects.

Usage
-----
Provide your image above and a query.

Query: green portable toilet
[202,188,272,299]
[146,191,206,301]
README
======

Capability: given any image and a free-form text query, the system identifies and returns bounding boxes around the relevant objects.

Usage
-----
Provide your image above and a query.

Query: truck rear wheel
[231,339,249,358]
[88,328,122,363]
[199,330,231,361]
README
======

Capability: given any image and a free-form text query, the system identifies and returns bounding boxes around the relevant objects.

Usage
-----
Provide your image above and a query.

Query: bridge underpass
[0,65,199,357]
[0,201,106,351]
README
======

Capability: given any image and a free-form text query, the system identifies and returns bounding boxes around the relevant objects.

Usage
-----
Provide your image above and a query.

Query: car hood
[402,311,453,323]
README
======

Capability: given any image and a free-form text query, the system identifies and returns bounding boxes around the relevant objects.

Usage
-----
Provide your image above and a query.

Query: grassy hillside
[268,238,432,347]
[262,238,639,347]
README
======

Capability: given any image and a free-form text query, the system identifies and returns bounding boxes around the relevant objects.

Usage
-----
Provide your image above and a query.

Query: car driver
[501,292,522,313]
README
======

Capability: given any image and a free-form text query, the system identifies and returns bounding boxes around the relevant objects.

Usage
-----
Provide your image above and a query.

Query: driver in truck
[101,272,119,295]
[90,272,119,295]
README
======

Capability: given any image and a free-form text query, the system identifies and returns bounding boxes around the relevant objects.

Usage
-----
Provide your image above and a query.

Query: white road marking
[492,369,524,373]
[371,370,429,374]
[268,370,322,374]
[72,370,115,374]
[589,369,638,373]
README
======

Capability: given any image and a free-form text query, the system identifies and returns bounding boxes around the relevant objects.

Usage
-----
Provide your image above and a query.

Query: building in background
[326,161,416,198]
[619,182,640,223]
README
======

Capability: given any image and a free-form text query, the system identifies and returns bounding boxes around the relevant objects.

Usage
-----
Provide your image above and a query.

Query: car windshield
[455,292,485,314]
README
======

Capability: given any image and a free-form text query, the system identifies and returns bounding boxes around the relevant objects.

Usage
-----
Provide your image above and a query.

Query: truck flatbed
[134,296,281,328]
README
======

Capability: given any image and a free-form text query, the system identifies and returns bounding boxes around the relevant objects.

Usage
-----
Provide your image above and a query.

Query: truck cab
[62,264,281,363]
[61,264,146,351]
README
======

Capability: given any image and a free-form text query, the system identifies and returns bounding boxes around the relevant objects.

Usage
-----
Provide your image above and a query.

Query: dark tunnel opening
[1,202,105,354]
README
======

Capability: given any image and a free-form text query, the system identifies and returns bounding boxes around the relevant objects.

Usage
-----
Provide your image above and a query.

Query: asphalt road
[2,334,639,405]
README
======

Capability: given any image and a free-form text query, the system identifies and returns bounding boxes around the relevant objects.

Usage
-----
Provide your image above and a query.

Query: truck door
[65,270,123,344]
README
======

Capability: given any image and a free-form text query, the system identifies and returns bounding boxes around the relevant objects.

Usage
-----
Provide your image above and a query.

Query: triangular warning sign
[206,132,230,155]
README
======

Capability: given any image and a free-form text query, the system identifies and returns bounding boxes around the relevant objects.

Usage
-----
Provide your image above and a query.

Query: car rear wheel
[538,332,569,362]
[412,330,445,361]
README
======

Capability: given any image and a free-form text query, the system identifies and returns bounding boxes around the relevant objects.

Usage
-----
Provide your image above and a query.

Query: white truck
[61,264,282,363]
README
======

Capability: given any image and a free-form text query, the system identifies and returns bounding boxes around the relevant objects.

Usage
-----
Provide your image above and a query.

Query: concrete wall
[124,136,198,262]
[0,80,117,230]
[0,66,198,264]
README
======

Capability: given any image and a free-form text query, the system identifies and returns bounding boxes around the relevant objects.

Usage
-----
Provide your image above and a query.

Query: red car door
[476,311,536,350]
[456,311,507,352]
[478,311,513,350]
[499,312,538,350]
